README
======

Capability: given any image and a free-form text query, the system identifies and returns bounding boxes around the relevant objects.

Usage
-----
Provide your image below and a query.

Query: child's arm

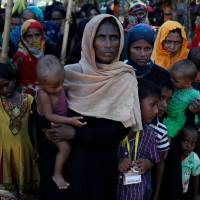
[38,90,86,127]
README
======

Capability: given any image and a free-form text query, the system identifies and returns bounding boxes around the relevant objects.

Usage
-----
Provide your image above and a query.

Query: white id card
[123,169,141,185]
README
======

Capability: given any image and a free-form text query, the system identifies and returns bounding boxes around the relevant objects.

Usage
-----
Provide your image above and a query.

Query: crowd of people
[1,0,200,200]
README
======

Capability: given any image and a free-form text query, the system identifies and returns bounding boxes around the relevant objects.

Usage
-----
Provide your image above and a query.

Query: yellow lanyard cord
[123,129,140,161]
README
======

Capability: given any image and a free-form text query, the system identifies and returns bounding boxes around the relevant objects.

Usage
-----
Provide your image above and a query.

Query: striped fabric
[117,124,159,200]
[150,118,170,152]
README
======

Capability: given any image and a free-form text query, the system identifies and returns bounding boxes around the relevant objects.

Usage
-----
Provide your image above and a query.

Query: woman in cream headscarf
[42,14,142,200]
[151,20,189,70]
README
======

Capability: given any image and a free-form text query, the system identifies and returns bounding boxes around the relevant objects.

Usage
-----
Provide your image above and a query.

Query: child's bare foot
[52,175,69,189]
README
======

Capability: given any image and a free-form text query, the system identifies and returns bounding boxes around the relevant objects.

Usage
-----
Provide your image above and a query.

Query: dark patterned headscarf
[124,0,148,31]
[128,0,147,14]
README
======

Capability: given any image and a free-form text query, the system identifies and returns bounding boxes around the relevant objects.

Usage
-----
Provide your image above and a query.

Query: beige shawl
[64,14,142,129]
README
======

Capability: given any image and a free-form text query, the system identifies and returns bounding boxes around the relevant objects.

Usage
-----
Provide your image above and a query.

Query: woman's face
[162,31,183,56]
[93,22,120,65]
[24,28,42,48]
[51,11,64,27]
[129,39,153,66]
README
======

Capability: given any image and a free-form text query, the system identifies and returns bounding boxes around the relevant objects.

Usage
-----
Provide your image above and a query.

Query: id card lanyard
[124,129,140,161]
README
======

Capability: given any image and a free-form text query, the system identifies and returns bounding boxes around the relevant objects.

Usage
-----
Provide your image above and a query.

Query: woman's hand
[134,159,153,174]
[189,99,200,113]
[44,123,75,143]
[118,158,132,173]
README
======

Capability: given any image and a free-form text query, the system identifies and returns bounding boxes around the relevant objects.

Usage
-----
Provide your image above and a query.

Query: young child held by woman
[179,125,200,200]
[36,55,86,189]
[163,59,200,139]
[0,63,39,199]
[117,79,160,200]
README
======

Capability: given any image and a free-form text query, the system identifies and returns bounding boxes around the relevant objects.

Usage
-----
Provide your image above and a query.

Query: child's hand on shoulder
[70,116,87,127]
[118,158,132,173]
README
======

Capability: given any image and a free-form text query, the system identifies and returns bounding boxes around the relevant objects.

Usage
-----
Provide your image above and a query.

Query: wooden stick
[1,0,13,63]
[186,0,192,41]
[60,0,73,65]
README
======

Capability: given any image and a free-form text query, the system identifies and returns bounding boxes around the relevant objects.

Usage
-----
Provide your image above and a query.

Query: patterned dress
[0,93,39,191]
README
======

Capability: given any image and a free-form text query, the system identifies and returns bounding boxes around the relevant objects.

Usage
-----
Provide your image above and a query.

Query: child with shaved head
[36,55,86,189]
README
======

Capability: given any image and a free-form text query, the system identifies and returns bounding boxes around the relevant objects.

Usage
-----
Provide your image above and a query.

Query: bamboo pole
[1,0,13,63]
[60,0,73,65]
[186,0,192,41]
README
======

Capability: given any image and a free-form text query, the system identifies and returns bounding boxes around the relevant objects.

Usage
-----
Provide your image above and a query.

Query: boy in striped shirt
[117,80,160,200]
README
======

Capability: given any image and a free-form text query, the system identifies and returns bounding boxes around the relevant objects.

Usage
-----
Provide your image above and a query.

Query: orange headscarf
[151,20,189,70]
